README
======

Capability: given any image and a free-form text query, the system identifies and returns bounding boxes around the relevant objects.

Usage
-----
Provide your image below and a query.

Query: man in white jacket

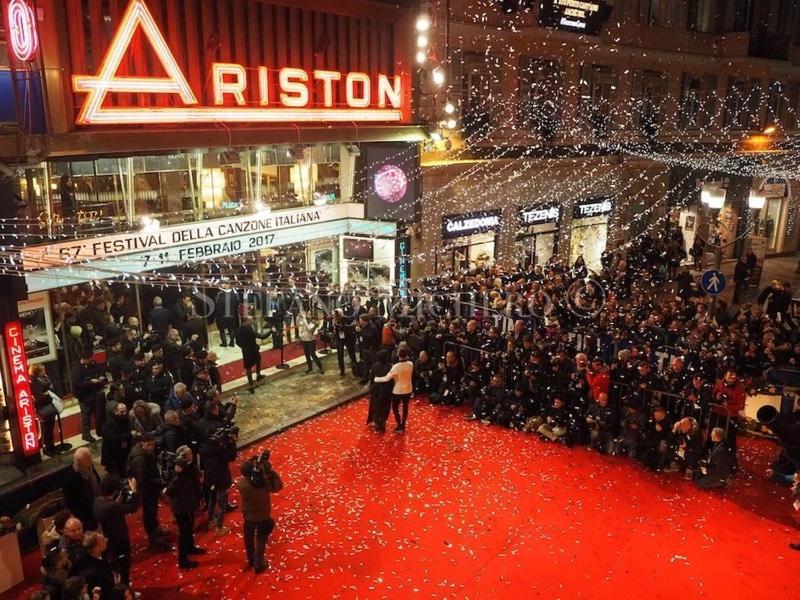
[373,348,414,433]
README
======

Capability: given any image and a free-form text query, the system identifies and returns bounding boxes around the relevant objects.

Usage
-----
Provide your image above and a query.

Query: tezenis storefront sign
[72,0,406,125]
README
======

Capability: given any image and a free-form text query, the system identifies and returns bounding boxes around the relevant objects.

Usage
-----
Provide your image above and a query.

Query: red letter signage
[4,322,39,457]
[72,0,406,125]
[7,0,39,61]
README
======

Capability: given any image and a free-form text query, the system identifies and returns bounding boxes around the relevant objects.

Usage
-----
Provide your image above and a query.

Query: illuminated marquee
[72,0,405,125]
[4,322,39,457]
[7,0,39,61]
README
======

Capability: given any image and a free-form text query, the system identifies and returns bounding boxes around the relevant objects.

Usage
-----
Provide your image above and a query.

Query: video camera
[245,450,273,487]
[158,450,177,480]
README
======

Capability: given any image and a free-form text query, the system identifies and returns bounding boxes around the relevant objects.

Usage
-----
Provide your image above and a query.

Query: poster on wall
[362,144,418,222]
[17,292,56,364]
[313,249,335,275]
[684,215,695,231]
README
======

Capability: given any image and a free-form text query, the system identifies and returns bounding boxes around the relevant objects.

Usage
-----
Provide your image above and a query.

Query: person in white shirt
[297,310,325,374]
[373,348,414,433]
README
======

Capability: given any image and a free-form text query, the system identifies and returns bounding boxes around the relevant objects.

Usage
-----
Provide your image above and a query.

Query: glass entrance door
[515,231,556,268]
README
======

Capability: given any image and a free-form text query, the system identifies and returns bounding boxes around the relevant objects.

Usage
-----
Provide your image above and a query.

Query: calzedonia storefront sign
[538,0,612,35]
[71,0,407,125]
[22,204,361,270]
[442,210,502,239]
[573,197,614,219]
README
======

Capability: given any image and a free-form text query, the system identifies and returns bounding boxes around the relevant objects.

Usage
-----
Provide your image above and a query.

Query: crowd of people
[25,224,800,598]
[329,231,798,506]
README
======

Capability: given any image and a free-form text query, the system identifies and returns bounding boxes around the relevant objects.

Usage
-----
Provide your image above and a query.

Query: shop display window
[17,145,350,237]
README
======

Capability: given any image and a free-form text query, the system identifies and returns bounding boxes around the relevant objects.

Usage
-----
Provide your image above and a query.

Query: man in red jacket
[712,369,746,456]
[586,357,610,402]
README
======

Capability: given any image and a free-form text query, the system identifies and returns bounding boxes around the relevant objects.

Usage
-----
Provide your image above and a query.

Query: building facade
[0,0,422,470]
[413,0,800,277]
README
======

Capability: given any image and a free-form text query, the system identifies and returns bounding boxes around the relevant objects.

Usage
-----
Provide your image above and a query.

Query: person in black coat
[72,351,108,442]
[695,427,735,489]
[235,316,271,393]
[148,297,172,342]
[214,283,241,347]
[145,360,173,409]
[357,315,381,385]
[101,403,133,477]
[757,280,791,321]
[367,350,393,432]
[63,448,102,531]
[127,433,169,549]
[198,404,238,535]
[331,309,359,377]
[93,474,139,585]
[30,364,58,456]
[71,531,118,599]
[733,257,749,305]
[156,410,191,453]
[183,313,208,350]
[166,447,205,569]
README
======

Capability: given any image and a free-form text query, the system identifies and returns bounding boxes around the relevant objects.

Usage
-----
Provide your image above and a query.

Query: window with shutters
[679,74,717,130]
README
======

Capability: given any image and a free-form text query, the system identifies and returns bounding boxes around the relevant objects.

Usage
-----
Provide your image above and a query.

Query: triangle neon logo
[72,0,197,124]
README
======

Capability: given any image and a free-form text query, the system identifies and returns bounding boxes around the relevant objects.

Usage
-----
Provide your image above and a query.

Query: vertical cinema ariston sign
[72,0,406,125]
[4,322,40,457]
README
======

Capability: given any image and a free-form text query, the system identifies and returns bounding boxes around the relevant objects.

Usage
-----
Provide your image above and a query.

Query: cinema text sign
[5,322,40,457]
[72,0,407,125]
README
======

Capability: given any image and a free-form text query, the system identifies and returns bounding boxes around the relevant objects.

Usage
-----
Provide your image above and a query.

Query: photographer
[198,404,238,536]
[127,433,170,551]
[695,427,735,489]
[584,393,618,454]
[238,452,283,574]
[93,474,139,586]
[166,446,205,569]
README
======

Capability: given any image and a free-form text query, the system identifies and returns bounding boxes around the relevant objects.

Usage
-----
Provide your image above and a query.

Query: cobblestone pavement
[230,353,367,446]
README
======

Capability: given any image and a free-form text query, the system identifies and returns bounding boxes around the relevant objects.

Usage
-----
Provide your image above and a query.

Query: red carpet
[5,398,798,599]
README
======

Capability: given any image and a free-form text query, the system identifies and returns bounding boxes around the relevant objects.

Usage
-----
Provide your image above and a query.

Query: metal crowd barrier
[442,341,503,373]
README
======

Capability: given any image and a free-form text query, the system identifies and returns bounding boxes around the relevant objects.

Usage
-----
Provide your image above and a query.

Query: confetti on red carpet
[5,397,798,599]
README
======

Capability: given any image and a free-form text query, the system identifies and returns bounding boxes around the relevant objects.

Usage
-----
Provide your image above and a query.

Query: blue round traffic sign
[700,269,727,296]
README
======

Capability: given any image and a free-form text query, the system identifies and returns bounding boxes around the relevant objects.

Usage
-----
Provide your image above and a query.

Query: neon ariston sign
[72,0,406,125]
[7,0,39,61]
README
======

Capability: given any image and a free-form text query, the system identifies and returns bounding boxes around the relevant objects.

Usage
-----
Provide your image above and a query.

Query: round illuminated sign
[7,0,39,62]
[373,164,408,203]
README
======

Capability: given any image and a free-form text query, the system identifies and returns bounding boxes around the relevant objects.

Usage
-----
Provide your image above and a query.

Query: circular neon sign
[7,0,39,62]
[373,164,408,203]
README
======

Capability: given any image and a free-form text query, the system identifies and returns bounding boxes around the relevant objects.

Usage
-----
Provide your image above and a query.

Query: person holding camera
[166,446,205,569]
[238,452,283,573]
[93,474,139,586]
[127,432,170,551]
[198,404,238,537]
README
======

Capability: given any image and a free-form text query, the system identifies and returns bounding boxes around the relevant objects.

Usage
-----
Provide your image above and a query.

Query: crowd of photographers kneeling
[413,345,737,490]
